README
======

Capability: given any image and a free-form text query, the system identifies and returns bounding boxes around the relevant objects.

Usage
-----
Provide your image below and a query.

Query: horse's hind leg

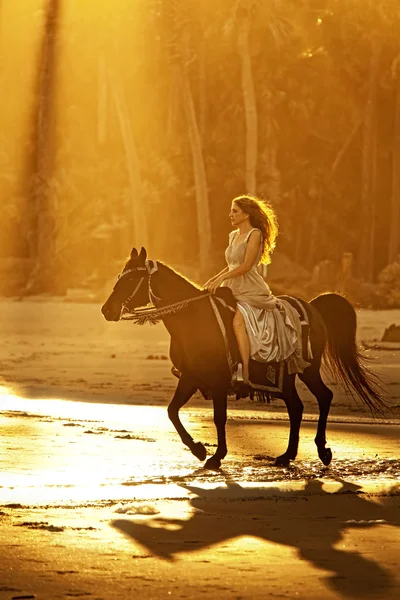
[299,368,333,466]
[274,374,303,467]
[168,375,207,462]
[204,388,228,471]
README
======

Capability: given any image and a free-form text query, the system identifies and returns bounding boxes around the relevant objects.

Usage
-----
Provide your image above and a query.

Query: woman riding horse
[204,195,309,388]
[101,198,385,470]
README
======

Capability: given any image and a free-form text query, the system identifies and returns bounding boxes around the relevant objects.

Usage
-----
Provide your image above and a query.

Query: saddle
[213,290,311,402]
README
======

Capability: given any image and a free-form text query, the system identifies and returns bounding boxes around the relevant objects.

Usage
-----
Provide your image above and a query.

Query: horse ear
[130,247,138,259]
[138,247,147,263]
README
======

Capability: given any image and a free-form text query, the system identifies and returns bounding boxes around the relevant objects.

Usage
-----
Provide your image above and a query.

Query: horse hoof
[191,442,207,462]
[318,447,332,466]
[204,456,221,471]
[274,454,291,467]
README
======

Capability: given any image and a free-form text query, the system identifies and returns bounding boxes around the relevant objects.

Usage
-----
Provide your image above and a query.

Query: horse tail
[310,293,387,415]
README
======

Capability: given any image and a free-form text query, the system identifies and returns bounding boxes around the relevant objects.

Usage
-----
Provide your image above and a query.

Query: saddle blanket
[211,292,311,401]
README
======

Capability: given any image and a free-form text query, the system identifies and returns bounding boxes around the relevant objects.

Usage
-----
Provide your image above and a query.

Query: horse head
[101,246,150,321]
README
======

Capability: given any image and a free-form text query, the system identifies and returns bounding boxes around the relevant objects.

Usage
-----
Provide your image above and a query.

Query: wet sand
[0,299,399,599]
[0,398,399,600]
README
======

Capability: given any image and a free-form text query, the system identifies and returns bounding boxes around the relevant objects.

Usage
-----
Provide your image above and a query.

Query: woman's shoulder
[246,228,262,241]
[228,229,239,242]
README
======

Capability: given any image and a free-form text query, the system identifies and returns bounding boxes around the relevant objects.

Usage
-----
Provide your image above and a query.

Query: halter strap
[145,259,161,303]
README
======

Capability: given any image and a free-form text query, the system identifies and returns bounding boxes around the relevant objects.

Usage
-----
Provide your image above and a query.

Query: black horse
[101,247,385,470]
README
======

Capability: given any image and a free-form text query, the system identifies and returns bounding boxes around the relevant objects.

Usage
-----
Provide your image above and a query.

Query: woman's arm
[207,230,262,293]
[213,266,230,279]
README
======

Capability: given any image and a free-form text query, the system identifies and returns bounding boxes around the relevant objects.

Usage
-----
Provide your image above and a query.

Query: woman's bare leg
[233,308,250,384]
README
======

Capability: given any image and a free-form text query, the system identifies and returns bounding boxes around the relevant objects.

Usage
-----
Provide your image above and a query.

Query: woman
[204,195,307,385]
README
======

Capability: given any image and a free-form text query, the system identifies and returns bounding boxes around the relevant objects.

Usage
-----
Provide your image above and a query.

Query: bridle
[117,260,161,318]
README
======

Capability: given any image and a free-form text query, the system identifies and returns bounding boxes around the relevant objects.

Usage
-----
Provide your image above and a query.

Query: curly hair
[233,195,278,264]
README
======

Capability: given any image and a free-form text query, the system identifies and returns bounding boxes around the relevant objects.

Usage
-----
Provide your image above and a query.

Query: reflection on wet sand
[1,389,399,508]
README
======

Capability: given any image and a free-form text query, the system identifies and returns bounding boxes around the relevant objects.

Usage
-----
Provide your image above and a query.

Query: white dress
[222,228,309,373]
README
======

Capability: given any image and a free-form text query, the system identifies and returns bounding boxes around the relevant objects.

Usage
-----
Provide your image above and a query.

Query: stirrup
[231,364,250,399]
[231,363,244,385]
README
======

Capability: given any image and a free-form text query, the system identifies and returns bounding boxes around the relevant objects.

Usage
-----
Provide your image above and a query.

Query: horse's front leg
[168,374,207,462]
[204,388,228,470]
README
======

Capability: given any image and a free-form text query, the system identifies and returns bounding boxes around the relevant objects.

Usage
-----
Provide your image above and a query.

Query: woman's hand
[207,276,225,294]
[203,277,216,289]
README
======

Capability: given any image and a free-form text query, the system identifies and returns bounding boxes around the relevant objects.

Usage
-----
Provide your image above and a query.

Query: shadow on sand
[112,478,399,598]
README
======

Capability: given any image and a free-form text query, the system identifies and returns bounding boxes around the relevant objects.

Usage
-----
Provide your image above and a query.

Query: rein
[121,291,214,325]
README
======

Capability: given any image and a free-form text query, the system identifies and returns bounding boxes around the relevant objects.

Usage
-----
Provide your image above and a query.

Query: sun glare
[0,384,174,505]
[0,384,167,427]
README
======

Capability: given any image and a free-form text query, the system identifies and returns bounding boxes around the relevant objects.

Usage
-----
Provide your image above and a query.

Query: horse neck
[151,263,200,305]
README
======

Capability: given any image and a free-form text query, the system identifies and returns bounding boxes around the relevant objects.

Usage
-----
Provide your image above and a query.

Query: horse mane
[158,262,204,297]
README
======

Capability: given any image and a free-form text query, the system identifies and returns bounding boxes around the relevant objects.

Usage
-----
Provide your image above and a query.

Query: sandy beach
[3,1,400,598]
[1,299,399,599]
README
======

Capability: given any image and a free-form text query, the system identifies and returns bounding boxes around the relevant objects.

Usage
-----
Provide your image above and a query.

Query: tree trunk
[97,55,108,145]
[198,38,207,139]
[166,79,177,141]
[331,117,363,175]
[263,89,281,204]
[162,1,211,274]
[179,65,211,273]
[26,0,60,293]
[306,210,319,269]
[359,43,381,281]
[237,12,257,195]
[388,73,400,264]
[292,186,303,259]
[108,63,148,249]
